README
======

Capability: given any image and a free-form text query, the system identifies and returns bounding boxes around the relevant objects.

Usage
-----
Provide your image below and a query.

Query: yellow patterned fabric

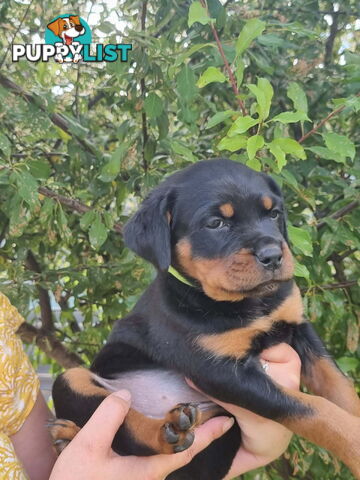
[0,292,40,479]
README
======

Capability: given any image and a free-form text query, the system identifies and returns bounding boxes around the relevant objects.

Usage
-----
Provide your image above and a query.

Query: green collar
[168,265,195,287]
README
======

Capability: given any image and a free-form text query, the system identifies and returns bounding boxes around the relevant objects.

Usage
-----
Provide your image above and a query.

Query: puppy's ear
[47,19,62,37]
[123,188,174,270]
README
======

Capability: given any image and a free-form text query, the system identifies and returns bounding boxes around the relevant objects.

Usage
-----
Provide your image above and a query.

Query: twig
[316,200,359,229]
[0,0,35,69]
[324,10,339,66]
[199,0,247,116]
[301,280,358,293]
[299,92,360,143]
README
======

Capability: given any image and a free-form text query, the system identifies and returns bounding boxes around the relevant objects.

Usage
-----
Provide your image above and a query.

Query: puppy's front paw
[48,418,80,455]
[160,403,200,453]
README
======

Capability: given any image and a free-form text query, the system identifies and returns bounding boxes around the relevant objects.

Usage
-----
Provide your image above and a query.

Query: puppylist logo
[12,14,132,64]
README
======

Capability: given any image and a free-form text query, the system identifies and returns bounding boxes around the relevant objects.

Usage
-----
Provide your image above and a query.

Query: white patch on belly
[92,369,208,418]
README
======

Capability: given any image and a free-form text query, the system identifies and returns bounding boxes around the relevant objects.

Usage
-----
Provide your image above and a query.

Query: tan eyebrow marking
[262,196,273,210]
[219,203,234,218]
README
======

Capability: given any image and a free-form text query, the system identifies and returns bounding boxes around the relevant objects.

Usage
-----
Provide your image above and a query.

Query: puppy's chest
[194,286,304,360]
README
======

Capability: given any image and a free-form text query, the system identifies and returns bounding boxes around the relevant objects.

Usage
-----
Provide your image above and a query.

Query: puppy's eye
[63,24,68,30]
[70,22,74,27]
[270,210,280,219]
[207,219,226,229]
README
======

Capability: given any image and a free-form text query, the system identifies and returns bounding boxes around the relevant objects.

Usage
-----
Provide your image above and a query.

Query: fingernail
[114,389,131,402]
[222,417,234,433]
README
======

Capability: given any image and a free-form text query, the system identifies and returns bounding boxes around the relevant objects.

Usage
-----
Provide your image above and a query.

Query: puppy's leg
[188,357,360,478]
[51,368,224,456]
[293,322,360,416]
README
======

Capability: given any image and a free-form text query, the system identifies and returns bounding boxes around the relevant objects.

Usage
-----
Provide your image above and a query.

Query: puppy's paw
[48,418,80,455]
[160,403,200,453]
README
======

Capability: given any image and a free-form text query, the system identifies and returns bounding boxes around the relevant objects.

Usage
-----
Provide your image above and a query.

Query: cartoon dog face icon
[47,16,85,63]
[47,16,85,45]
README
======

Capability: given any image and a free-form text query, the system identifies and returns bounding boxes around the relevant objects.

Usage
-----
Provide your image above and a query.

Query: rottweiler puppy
[51,158,360,480]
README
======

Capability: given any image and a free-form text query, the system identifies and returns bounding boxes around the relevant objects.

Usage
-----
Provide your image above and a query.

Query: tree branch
[25,250,54,332]
[17,322,83,368]
[316,200,359,230]
[199,0,247,116]
[0,73,98,157]
[38,186,123,234]
[324,10,339,66]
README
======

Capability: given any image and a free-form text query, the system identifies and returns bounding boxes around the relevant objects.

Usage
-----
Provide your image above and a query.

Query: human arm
[11,392,57,480]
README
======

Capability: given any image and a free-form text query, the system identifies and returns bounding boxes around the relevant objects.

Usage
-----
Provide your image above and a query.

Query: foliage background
[0,0,359,478]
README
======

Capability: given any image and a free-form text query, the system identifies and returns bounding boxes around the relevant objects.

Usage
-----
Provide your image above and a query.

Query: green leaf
[170,140,196,162]
[144,93,164,119]
[174,43,215,67]
[218,134,247,152]
[236,18,266,55]
[235,58,245,88]
[246,157,262,171]
[337,357,359,374]
[28,159,51,180]
[271,138,306,160]
[206,110,237,129]
[197,67,226,87]
[176,65,198,101]
[294,260,310,280]
[247,135,264,160]
[247,78,273,121]
[287,82,308,114]
[269,142,286,171]
[227,116,259,136]
[307,146,343,162]
[0,132,11,157]
[99,142,130,182]
[12,171,39,210]
[322,132,355,161]
[80,211,97,231]
[89,214,108,250]
[271,111,310,123]
[188,1,213,27]
[288,225,313,256]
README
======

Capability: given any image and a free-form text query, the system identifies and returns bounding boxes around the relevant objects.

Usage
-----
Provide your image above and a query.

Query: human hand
[49,390,234,480]
[187,343,301,479]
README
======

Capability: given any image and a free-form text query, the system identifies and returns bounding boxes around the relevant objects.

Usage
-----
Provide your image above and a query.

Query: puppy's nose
[255,245,283,270]
[75,25,83,32]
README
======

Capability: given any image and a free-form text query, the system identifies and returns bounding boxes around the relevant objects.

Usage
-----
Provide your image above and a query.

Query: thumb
[76,390,131,451]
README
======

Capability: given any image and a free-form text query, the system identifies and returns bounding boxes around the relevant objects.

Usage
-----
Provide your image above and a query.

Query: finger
[260,343,300,364]
[144,416,234,478]
[75,390,131,451]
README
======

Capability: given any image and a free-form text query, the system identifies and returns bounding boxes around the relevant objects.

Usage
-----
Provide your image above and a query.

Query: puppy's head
[124,158,294,301]
[47,16,85,43]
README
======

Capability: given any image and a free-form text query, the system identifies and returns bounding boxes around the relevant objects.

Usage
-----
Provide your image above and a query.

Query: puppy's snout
[75,25,83,32]
[255,245,283,271]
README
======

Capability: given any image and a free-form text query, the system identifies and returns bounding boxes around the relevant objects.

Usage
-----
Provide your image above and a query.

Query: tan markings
[166,211,171,224]
[197,284,304,358]
[176,239,294,302]
[280,387,360,479]
[63,368,110,397]
[49,419,80,455]
[302,357,360,417]
[219,203,234,218]
[262,196,273,210]
[124,403,221,454]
